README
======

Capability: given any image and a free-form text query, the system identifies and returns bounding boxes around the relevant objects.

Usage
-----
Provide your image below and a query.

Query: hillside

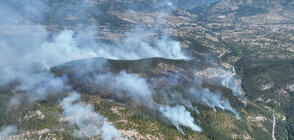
[0,0,293,139]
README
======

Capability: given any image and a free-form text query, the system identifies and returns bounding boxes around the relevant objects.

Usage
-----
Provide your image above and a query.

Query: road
[272,114,276,140]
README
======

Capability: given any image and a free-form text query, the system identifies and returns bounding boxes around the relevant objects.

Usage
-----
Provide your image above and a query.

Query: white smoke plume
[196,68,247,105]
[92,67,242,131]
[159,105,202,134]
[0,125,17,139]
[0,29,99,86]
[94,34,187,60]
[102,122,124,140]
[89,0,187,60]
[12,73,68,102]
[152,70,241,119]
[189,88,240,119]
[0,0,47,25]
[60,92,124,139]
[94,71,155,106]
[94,71,202,133]
[0,1,187,86]
[0,0,190,138]
[0,0,243,137]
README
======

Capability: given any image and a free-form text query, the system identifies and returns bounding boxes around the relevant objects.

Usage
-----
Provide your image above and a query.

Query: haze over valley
[0,0,294,139]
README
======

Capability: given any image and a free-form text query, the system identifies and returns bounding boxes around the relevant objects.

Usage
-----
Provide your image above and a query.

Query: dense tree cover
[236,57,294,139]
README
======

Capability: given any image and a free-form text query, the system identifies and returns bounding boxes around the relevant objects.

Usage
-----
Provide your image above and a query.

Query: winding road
[272,114,276,140]
[219,51,276,139]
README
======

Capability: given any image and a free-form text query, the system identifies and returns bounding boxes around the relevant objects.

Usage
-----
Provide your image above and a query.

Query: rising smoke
[0,125,17,139]
[13,73,68,103]
[0,0,124,138]
[0,0,245,138]
[196,67,247,106]
[189,88,240,119]
[94,34,187,60]
[60,92,123,139]
[94,70,202,133]
[95,71,154,106]
[159,105,202,134]
[0,0,187,85]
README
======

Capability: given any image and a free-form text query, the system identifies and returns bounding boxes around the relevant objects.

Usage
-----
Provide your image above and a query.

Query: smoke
[196,68,247,106]
[189,88,240,119]
[44,0,98,27]
[171,0,220,9]
[94,71,154,106]
[0,29,101,86]
[0,0,244,137]
[89,0,187,60]
[0,0,189,138]
[94,71,202,133]
[0,0,100,82]
[0,1,187,85]
[94,34,187,60]
[60,92,123,139]
[0,125,17,139]
[89,63,242,131]
[12,73,68,103]
[159,105,202,134]
[102,122,124,140]
[0,0,47,25]
[150,70,241,119]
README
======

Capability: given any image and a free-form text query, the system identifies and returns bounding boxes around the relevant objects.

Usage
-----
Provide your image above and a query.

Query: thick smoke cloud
[189,88,240,119]
[60,92,123,139]
[150,70,241,119]
[92,67,241,131]
[94,71,202,133]
[159,105,202,134]
[0,0,47,25]
[196,68,247,105]
[88,60,243,132]
[0,0,189,138]
[94,34,187,60]
[13,73,68,102]
[0,0,245,138]
[90,0,187,60]
[0,29,99,86]
[102,122,124,140]
[0,125,17,139]
[0,0,187,86]
[95,71,154,106]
